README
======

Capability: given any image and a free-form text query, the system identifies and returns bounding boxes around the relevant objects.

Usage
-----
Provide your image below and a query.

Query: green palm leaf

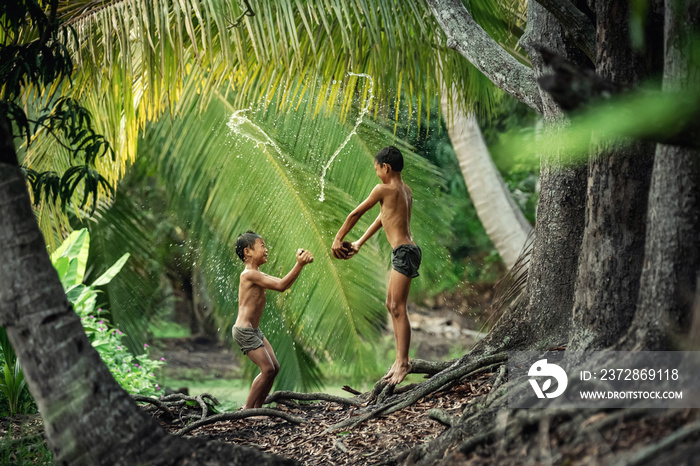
[18,0,522,243]
[98,70,451,388]
[14,0,518,388]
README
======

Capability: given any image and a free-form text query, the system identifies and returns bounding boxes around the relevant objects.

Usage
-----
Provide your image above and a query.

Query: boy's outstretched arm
[351,214,382,255]
[332,186,383,258]
[247,249,313,292]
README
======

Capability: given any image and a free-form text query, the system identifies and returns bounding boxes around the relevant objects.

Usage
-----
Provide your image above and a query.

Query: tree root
[264,390,361,407]
[325,352,507,433]
[133,393,220,422]
[176,408,305,436]
[410,403,699,466]
[428,408,458,427]
[132,395,174,421]
[364,358,455,405]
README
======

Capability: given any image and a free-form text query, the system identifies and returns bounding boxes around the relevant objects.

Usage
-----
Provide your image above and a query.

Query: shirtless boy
[233,231,313,409]
[332,146,421,385]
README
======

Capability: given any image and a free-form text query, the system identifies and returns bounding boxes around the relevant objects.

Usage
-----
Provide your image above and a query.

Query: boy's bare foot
[382,361,398,381]
[387,360,412,386]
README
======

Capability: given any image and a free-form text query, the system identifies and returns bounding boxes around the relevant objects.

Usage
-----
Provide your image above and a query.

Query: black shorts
[232,326,265,355]
[391,244,422,278]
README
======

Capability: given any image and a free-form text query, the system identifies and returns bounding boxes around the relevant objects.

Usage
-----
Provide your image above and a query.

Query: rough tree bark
[623,0,700,350]
[432,0,589,357]
[568,1,660,352]
[0,113,294,465]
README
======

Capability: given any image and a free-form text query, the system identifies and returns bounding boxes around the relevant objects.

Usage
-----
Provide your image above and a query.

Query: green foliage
[1,423,54,466]
[0,329,35,417]
[79,314,164,396]
[1,0,114,216]
[52,228,164,396]
[81,71,455,391]
[494,83,700,168]
[15,0,522,245]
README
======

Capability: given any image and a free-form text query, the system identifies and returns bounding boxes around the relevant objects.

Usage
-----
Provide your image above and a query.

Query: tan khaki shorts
[232,326,265,354]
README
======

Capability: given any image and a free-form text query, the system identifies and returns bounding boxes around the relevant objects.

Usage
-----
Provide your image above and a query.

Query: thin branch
[176,408,304,436]
[426,0,543,113]
[227,0,256,29]
[533,0,596,61]
[28,121,74,152]
[341,385,362,395]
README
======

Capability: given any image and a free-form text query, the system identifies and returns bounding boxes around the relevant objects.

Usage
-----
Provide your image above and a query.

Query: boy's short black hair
[375,146,404,172]
[236,231,262,261]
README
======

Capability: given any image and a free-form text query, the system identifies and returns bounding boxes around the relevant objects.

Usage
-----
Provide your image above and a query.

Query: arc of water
[225,73,374,202]
[318,73,375,202]
[226,107,287,161]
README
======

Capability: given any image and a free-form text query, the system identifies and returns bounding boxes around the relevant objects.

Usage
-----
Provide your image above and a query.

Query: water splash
[318,72,375,202]
[226,107,287,162]
[226,73,374,201]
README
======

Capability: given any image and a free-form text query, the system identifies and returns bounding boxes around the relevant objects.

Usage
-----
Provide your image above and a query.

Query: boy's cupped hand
[297,249,314,264]
[331,240,357,260]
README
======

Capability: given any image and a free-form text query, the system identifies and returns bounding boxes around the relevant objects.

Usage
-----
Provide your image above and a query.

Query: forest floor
[5,286,699,465]
[145,286,700,465]
[147,370,700,465]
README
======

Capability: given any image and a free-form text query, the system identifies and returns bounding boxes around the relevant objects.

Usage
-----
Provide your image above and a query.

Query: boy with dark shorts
[233,231,313,409]
[332,146,421,385]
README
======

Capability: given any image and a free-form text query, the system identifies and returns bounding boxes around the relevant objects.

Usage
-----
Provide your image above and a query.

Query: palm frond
[16,0,523,237]
[114,69,454,388]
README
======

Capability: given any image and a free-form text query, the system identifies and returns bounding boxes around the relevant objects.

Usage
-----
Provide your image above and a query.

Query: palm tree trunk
[0,112,293,465]
[441,94,532,270]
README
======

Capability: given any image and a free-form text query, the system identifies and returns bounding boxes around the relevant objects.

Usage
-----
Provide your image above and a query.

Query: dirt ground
[156,373,495,465]
[143,292,700,465]
[144,371,700,466]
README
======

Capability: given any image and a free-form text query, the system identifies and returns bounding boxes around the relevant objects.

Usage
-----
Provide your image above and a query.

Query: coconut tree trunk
[440,95,532,270]
[0,113,292,465]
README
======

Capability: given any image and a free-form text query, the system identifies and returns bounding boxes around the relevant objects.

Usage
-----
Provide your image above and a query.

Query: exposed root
[132,395,174,421]
[325,352,507,433]
[409,358,457,375]
[176,408,305,436]
[428,409,457,427]
[264,390,361,407]
[483,364,507,409]
[365,359,455,405]
[133,392,219,422]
